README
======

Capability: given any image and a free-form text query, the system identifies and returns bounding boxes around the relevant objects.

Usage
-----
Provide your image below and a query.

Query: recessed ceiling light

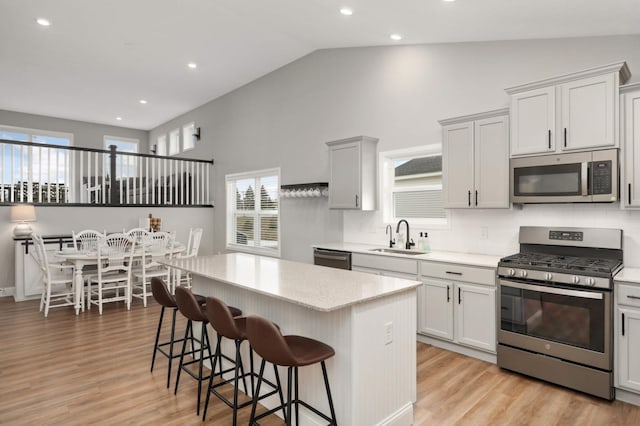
[443,0,456,2]
[36,18,51,26]
[340,8,353,16]
[390,34,403,41]
[116,116,122,121]
[139,99,147,104]
[187,62,197,69]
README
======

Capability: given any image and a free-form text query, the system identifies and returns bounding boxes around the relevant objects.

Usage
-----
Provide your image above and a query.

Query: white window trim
[182,122,195,152]
[156,134,167,156]
[379,145,449,228]
[103,135,139,151]
[168,128,180,156]
[1,124,74,145]
[225,167,281,257]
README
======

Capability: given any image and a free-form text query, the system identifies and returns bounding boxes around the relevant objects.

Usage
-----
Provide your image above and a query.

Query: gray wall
[149,35,640,264]
[0,111,215,290]
[0,109,149,151]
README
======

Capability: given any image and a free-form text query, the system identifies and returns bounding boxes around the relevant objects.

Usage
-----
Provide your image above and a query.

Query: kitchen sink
[369,248,424,256]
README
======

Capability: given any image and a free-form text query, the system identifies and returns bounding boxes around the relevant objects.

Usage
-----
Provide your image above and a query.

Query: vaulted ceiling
[1,0,638,130]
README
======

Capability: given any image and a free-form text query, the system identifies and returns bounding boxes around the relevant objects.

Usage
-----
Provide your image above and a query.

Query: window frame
[225,167,281,257]
[103,135,139,178]
[379,145,449,227]
[168,128,180,155]
[1,125,74,203]
[182,122,196,152]
[156,134,167,156]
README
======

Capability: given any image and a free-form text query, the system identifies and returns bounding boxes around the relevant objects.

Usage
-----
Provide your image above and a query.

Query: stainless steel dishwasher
[313,248,352,270]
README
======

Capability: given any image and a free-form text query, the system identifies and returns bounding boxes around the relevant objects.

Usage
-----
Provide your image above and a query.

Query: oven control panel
[549,230,583,241]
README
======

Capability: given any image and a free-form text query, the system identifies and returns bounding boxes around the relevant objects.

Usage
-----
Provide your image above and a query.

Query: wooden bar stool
[202,297,286,425]
[150,277,207,388]
[247,315,338,426]
[173,287,242,415]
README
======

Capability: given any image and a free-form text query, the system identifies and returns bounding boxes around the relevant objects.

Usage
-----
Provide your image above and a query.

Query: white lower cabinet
[419,278,453,340]
[615,283,640,393]
[419,261,496,353]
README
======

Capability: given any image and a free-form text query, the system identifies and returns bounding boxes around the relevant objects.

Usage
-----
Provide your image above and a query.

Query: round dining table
[56,242,186,314]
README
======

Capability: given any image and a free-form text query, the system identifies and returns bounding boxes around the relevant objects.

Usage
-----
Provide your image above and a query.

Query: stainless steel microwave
[510,149,618,203]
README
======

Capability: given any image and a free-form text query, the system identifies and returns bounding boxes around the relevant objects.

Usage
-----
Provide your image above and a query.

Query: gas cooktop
[499,252,623,277]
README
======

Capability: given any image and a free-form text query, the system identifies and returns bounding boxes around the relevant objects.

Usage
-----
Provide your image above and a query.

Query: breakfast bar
[163,253,421,425]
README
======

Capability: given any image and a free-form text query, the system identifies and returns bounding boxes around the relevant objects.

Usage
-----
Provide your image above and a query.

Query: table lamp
[10,204,37,237]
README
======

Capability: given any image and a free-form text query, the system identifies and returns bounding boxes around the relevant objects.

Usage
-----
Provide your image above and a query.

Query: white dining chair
[172,227,203,292]
[125,227,150,242]
[31,233,75,317]
[87,233,135,315]
[72,229,106,253]
[132,231,172,307]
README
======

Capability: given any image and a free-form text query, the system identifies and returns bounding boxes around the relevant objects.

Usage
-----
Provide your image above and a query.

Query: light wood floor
[1,297,639,425]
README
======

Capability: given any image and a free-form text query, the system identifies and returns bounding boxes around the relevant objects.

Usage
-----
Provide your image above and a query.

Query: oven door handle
[501,279,603,300]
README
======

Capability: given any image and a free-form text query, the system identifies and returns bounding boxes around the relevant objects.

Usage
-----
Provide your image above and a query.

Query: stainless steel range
[497,226,623,400]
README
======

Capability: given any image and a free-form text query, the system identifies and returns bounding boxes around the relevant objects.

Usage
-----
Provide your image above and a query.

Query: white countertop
[162,253,421,312]
[615,267,640,284]
[312,242,502,268]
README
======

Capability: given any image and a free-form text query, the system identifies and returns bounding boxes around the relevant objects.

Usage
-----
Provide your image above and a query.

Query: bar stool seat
[150,278,214,389]
[247,315,338,426]
[174,287,242,416]
[202,297,286,425]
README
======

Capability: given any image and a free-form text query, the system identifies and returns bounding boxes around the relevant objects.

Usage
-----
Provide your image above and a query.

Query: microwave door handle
[581,162,589,196]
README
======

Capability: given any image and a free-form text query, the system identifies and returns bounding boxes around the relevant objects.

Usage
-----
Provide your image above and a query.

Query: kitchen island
[163,253,421,426]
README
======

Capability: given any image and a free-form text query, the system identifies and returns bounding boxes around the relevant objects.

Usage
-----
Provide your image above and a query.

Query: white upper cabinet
[326,136,378,210]
[622,83,640,208]
[440,108,509,209]
[506,62,629,157]
[561,74,615,150]
[510,87,555,155]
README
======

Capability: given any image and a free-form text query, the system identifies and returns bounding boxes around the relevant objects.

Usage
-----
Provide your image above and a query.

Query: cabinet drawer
[617,284,640,308]
[420,261,496,286]
[352,253,418,275]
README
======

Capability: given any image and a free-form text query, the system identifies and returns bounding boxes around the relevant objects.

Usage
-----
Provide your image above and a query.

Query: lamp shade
[10,205,37,222]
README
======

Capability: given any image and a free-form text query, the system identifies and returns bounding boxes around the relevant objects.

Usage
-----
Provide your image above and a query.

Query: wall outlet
[384,321,393,345]
[480,226,489,240]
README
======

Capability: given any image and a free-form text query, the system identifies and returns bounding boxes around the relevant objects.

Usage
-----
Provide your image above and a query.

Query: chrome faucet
[396,219,415,250]
[385,224,395,248]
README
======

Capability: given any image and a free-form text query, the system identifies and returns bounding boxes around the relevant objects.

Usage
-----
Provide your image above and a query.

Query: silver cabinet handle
[581,162,589,196]
[446,271,462,276]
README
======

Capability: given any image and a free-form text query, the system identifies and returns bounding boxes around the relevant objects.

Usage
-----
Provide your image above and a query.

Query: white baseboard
[616,388,640,406]
[417,334,497,364]
[0,287,16,298]
[376,402,413,426]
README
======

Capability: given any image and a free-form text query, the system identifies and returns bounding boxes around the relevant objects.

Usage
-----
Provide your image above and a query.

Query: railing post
[109,144,117,205]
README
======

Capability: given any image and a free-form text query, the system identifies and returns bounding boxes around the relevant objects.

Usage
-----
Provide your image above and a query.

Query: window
[156,135,167,156]
[1,125,73,203]
[182,122,195,152]
[380,145,447,225]
[226,168,280,256]
[104,136,139,178]
[168,129,179,155]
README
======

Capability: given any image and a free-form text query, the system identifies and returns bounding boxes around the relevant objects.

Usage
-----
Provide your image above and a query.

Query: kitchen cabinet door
[456,283,496,352]
[474,115,510,208]
[327,136,378,210]
[14,241,45,301]
[617,306,640,393]
[510,86,555,156]
[623,86,640,207]
[443,122,474,208]
[328,141,361,209]
[560,73,615,151]
[419,278,454,341]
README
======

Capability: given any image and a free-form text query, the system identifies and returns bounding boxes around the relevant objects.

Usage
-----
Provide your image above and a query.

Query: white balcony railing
[0,139,213,206]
